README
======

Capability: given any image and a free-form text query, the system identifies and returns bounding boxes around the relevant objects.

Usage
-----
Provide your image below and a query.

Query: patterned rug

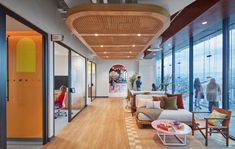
[122,100,235,149]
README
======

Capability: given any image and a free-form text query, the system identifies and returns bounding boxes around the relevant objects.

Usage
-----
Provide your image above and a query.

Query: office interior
[0,0,235,149]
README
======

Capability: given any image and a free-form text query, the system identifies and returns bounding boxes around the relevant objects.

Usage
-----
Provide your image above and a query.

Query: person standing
[136,76,142,91]
[194,78,204,109]
[206,78,221,112]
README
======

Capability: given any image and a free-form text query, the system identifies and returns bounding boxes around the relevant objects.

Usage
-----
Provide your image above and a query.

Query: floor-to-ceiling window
[193,31,223,112]
[163,51,172,93]
[175,46,189,110]
[229,16,235,138]
[155,54,162,88]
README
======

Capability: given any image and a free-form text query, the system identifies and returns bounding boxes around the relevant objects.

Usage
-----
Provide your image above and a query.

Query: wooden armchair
[192,106,231,146]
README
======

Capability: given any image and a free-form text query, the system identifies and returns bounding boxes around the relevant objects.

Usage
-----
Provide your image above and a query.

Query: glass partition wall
[70,51,86,118]
[54,42,69,133]
[91,62,96,101]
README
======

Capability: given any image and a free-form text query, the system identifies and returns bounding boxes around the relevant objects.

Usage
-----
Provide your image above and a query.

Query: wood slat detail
[66,4,170,59]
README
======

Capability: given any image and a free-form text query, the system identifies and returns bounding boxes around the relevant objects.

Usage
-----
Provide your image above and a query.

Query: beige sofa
[135,94,192,128]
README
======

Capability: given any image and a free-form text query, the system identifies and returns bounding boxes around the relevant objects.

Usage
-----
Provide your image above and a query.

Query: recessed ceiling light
[104,51,107,54]
[106,56,109,58]
[100,45,103,47]
[95,33,98,36]
[127,56,130,58]
[137,34,141,37]
[202,21,207,25]
[132,44,135,47]
[129,51,132,54]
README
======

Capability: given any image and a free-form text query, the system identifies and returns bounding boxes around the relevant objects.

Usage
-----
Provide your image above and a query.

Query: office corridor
[42,98,129,149]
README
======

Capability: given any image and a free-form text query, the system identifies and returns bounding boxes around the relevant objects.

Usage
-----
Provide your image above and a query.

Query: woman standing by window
[206,78,221,111]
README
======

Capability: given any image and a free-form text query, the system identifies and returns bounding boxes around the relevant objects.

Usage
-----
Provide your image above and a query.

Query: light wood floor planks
[42,98,129,149]
[42,98,235,149]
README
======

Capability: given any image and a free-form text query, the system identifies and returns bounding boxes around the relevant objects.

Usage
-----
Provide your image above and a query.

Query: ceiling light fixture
[137,34,141,37]
[104,51,107,54]
[147,48,162,52]
[100,45,103,47]
[129,51,132,54]
[95,33,98,36]
[127,56,130,58]
[202,21,207,25]
[132,44,136,47]
[106,56,109,58]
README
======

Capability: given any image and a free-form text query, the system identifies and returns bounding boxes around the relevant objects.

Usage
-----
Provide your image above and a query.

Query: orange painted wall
[6,31,43,138]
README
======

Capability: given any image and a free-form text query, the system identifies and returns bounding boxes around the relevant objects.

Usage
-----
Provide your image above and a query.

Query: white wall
[96,60,139,97]
[0,0,93,139]
[139,59,156,91]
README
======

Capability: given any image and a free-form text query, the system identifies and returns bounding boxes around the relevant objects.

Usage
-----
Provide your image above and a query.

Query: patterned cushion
[208,110,227,126]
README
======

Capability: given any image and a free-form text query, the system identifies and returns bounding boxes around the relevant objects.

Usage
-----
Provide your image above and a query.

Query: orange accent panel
[6,31,43,138]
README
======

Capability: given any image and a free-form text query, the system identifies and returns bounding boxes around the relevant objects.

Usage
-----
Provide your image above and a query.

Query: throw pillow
[152,96,165,108]
[208,110,227,126]
[146,101,161,109]
[163,96,178,110]
[167,93,184,109]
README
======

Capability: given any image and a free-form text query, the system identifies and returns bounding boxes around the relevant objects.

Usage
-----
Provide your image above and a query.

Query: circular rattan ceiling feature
[66,4,170,59]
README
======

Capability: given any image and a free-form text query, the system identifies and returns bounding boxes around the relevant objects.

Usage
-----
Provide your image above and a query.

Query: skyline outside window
[229,22,235,138]
[163,53,172,93]
[175,47,189,110]
[193,32,223,112]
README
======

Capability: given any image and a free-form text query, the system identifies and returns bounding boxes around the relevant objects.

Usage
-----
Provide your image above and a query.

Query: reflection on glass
[71,51,86,118]
[163,53,172,93]
[193,32,222,111]
[175,47,189,110]
[229,23,235,137]
[54,43,69,132]
[156,56,162,88]
[92,63,96,100]
[88,61,92,100]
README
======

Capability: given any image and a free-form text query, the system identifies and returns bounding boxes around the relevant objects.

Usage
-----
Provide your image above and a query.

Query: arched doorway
[109,64,128,97]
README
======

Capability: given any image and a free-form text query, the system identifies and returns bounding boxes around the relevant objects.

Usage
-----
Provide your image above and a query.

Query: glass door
[6,14,44,144]
[91,62,96,101]
[87,61,92,103]
[70,51,86,119]
[54,42,69,133]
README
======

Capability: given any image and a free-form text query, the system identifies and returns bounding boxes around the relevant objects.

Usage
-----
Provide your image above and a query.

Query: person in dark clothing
[136,76,142,91]
[152,83,157,91]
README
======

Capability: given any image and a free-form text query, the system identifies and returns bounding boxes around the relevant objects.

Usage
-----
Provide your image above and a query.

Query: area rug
[123,108,235,149]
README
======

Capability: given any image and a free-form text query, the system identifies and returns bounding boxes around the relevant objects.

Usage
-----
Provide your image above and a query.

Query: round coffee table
[151,119,191,146]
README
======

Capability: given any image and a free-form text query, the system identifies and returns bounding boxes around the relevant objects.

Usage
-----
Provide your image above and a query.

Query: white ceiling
[64,0,195,15]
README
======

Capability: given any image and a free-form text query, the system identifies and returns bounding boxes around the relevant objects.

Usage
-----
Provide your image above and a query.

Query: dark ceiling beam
[161,0,220,43]
[144,0,221,59]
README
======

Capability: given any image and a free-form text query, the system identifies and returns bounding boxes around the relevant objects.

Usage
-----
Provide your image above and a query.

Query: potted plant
[128,73,138,89]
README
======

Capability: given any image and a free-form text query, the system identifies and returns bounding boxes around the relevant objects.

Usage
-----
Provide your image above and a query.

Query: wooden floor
[42,98,235,149]
[42,98,129,149]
